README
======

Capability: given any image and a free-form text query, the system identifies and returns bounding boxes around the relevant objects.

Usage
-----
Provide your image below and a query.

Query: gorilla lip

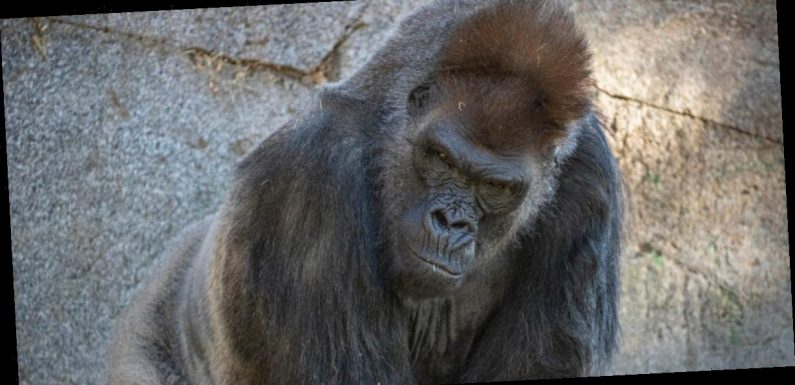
[410,249,463,277]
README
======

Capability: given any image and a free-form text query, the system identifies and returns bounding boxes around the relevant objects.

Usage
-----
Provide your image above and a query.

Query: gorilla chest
[406,298,491,383]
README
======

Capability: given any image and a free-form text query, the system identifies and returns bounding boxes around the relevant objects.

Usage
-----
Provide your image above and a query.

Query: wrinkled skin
[387,79,549,299]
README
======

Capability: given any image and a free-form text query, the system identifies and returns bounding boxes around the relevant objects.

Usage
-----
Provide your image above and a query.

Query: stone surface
[3,14,312,385]
[598,93,791,374]
[571,0,791,373]
[570,0,782,142]
[3,1,791,384]
[58,2,366,73]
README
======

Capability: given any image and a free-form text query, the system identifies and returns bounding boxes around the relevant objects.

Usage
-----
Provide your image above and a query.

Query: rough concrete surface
[2,1,790,384]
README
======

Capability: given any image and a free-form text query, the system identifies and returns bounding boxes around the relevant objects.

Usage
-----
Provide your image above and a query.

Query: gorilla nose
[430,208,476,237]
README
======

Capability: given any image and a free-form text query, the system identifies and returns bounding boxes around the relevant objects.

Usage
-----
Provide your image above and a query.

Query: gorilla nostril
[431,209,474,233]
[432,210,448,230]
[450,220,469,231]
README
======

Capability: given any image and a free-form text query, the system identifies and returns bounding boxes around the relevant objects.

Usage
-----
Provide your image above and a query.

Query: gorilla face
[384,77,560,299]
[397,121,529,285]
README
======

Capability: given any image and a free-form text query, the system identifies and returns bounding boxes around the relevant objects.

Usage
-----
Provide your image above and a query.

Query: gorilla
[107,1,623,384]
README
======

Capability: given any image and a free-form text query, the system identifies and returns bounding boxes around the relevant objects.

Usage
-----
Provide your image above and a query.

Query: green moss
[650,250,663,267]
[719,286,744,325]
[645,171,661,185]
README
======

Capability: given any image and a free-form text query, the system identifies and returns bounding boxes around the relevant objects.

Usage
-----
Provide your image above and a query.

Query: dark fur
[107,1,623,384]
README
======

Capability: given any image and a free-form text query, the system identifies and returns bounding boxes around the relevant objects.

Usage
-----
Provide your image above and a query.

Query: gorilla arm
[204,104,416,385]
[107,215,216,385]
[109,95,417,385]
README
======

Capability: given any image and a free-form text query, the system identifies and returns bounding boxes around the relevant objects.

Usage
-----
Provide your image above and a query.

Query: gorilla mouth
[410,250,463,277]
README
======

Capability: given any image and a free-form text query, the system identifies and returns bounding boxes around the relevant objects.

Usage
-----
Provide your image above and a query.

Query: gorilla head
[377,2,595,299]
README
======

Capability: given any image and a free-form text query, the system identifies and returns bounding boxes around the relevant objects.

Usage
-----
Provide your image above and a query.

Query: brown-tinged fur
[108,1,622,384]
[438,0,592,151]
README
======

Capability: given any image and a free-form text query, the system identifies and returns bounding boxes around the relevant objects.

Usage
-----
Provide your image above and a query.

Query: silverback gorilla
[107,1,623,384]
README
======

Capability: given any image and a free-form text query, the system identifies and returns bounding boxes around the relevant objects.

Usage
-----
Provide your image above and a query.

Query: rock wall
[2,1,790,384]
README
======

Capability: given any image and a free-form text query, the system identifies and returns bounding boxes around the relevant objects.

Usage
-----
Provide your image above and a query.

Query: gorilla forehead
[434,73,558,154]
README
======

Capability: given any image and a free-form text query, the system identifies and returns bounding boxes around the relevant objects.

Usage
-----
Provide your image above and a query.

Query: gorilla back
[107,1,623,384]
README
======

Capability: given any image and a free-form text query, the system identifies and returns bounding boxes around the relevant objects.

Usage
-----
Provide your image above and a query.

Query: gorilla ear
[408,82,439,116]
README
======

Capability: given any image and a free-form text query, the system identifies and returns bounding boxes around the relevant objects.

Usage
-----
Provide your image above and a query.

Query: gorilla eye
[486,180,508,190]
[435,150,454,168]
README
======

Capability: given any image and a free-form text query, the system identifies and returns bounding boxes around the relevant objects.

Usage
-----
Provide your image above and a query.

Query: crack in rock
[47,16,172,49]
[48,5,371,87]
[594,85,781,144]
